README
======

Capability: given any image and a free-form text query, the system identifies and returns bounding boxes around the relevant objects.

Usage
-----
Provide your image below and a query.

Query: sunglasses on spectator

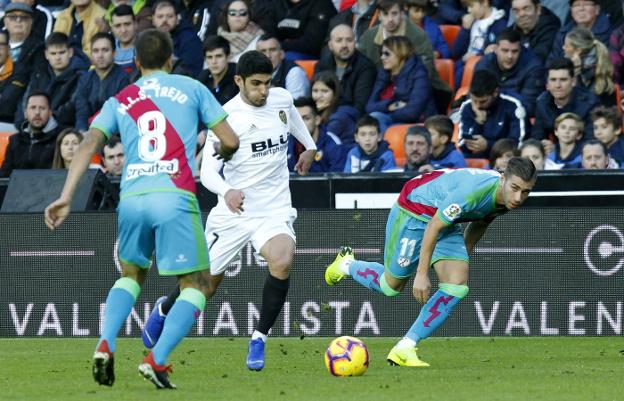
[5,14,32,22]
[228,9,248,17]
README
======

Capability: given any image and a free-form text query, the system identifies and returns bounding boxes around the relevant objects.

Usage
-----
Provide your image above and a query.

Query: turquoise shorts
[117,192,209,276]
[384,204,469,279]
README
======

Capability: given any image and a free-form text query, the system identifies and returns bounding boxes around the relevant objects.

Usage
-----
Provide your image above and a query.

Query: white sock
[339,258,353,275]
[397,337,417,348]
[251,330,267,342]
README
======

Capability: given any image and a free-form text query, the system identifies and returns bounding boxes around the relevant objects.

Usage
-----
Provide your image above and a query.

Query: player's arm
[44,128,106,230]
[464,220,491,254]
[413,213,449,303]
[210,119,239,160]
[199,144,244,214]
[288,101,317,175]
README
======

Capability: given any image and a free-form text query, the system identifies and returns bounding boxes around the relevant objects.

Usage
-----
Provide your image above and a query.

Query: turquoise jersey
[397,168,508,225]
[91,71,227,199]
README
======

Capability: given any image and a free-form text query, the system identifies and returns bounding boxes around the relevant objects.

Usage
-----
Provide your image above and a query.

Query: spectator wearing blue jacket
[532,58,599,142]
[475,28,544,117]
[407,0,451,59]
[425,114,468,168]
[152,0,204,77]
[74,32,130,131]
[289,97,347,173]
[365,36,435,135]
[452,0,507,85]
[458,69,529,159]
[548,0,613,62]
[344,115,396,173]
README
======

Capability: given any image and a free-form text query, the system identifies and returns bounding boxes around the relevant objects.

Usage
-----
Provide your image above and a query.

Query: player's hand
[294,149,316,176]
[44,197,71,230]
[413,271,431,303]
[212,140,233,161]
[224,189,245,214]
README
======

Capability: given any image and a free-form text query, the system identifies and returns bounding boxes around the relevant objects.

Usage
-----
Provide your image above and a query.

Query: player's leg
[325,205,418,296]
[248,233,294,370]
[141,211,247,348]
[94,195,153,386]
[138,193,210,389]
[388,228,469,367]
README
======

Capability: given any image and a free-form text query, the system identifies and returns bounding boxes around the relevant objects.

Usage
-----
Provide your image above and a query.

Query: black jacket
[74,64,130,131]
[197,62,239,105]
[314,49,376,114]
[0,118,63,178]
[0,68,29,124]
[532,86,600,141]
[475,48,544,117]
[328,3,378,41]
[17,58,85,127]
[254,0,337,58]
[513,6,561,62]
[512,5,560,62]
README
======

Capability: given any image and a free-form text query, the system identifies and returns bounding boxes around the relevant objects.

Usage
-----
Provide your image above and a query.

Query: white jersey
[210,87,315,216]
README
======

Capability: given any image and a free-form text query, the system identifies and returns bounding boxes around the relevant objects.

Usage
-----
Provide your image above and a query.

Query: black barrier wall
[1,209,623,338]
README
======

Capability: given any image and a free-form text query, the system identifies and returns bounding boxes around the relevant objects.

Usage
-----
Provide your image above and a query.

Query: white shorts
[205,208,297,275]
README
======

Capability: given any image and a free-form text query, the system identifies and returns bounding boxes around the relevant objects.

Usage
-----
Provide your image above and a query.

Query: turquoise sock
[98,277,141,353]
[349,261,384,293]
[406,284,468,343]
[152,288,206,366]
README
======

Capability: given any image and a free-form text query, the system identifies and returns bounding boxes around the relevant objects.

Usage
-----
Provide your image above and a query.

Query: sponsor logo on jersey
[126,159,179,180]
[442,204,462,221]
[175,254,188,263]
[250,134,288,157]
[279,110,287,124]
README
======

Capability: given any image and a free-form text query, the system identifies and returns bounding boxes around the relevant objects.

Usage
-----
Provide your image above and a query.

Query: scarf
[218,21,264,59]
[0,56,13,81]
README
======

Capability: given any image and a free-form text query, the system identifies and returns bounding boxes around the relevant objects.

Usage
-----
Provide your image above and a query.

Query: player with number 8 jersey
[44,29,239,390]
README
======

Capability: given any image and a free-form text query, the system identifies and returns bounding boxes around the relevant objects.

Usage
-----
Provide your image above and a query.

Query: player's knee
[380,275,401,297]
[439,283,469,299]
[268,256,292,278]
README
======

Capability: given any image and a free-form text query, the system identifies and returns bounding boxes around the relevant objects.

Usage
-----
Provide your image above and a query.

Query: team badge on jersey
[279,110,287,124]
[442,204,462,221]
[397,257,410,268]
[314,150,323,161]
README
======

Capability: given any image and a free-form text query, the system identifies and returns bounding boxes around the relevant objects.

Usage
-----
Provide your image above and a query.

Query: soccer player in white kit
[142,50,317,371]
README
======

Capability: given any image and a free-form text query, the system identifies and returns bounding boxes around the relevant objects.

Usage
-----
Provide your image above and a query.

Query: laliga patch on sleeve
[442,204,462,221]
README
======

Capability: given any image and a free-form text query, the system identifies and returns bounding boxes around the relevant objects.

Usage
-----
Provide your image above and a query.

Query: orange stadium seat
[0,132,14,167]
[384,124,414,167]
[459,55,482,89]
[466,158,489,169]
[295,60,318,81]
[435,58,455,92]
[440,25,461,49]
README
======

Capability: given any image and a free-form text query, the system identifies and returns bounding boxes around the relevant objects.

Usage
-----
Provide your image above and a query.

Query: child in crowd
[548,112,583,169]
[489,137,518,170]
[520,139,560,170]
[424,115,467,168]
[591,106,624,165]
[406,0,451,59]
[343,115,396,173]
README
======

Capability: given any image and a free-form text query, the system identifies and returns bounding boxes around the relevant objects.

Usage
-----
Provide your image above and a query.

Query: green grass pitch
[1,337,622,401]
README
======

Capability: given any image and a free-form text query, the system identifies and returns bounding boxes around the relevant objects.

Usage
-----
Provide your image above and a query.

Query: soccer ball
[324,336,369,377]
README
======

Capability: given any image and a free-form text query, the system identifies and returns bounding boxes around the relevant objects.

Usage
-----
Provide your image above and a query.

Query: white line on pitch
[10,251,96,257]
[474,247,563,253]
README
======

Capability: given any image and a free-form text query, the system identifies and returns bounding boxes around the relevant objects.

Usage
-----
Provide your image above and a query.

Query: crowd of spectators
[1,0,624,180]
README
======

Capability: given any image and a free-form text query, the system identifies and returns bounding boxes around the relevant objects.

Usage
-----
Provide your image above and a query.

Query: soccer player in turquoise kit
[325,157,537,366]
[44,29,239,389]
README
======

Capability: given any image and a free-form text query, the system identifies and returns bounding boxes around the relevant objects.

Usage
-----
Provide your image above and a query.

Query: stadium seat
[440,25,461,49]
[0,132,14,167]
[459,55,482,89]
[295,60,318,81]
[466,158,489,169]
[454,85,469,102]
[384,124,414,167]
[615,85,622,113]
[434,58,455,92]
